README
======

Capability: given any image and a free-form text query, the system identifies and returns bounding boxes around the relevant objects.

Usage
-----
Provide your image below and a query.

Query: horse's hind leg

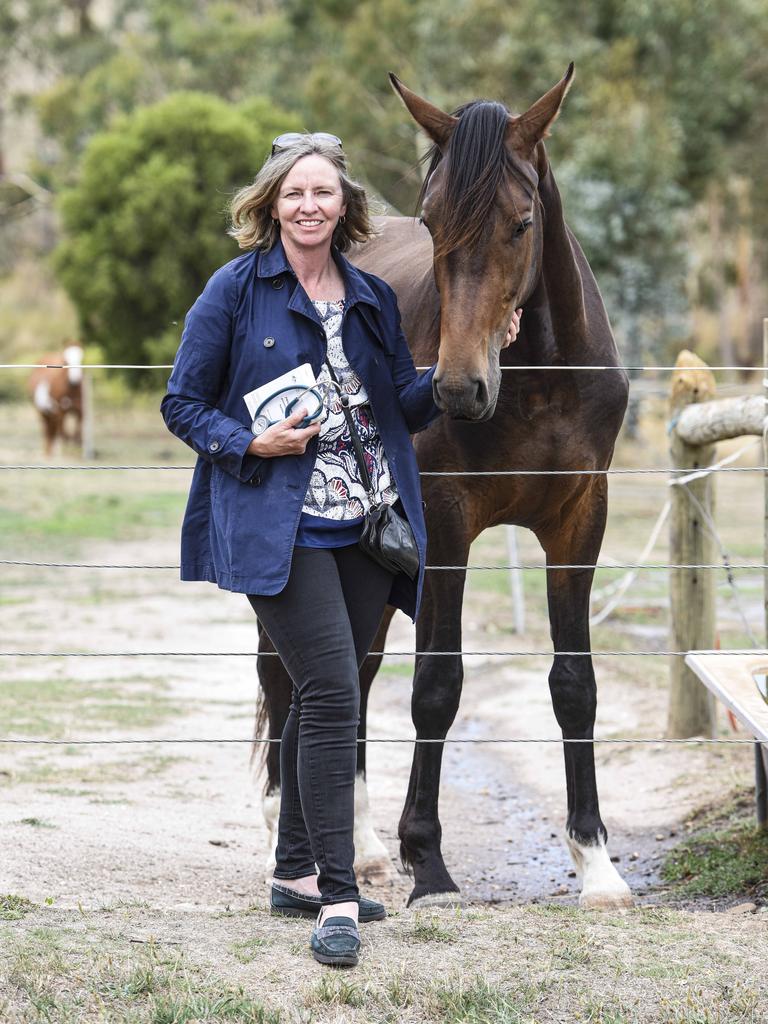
[255,612,395,884]
[255,623,291,877]
[354,607,397,885]
[538,482,632,909]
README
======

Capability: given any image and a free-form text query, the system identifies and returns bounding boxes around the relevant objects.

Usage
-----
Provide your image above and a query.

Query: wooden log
[668,350,717,738]
[675,394,765,445]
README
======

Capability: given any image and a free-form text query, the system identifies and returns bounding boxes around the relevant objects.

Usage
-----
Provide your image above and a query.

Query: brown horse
[28,343,84,456]
[257,66,632,909]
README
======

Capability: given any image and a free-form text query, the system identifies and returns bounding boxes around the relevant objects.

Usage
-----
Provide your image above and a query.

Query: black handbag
[325,363,420,580]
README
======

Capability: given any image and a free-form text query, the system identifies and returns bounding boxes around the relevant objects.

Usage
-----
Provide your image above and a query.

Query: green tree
[54,91,299,377]
[32,0,298,183]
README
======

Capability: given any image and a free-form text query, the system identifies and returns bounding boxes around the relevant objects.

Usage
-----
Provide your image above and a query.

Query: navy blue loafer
[271,882,386,922]
[310,915,360,967]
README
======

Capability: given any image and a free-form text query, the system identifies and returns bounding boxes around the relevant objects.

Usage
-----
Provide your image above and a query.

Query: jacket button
[209,441,220,452]
[271,277,284,289]
[263,336,276,348]
[251,474,261,486]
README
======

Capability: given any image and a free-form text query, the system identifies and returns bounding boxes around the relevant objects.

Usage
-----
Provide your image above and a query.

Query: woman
[161,133,521,967]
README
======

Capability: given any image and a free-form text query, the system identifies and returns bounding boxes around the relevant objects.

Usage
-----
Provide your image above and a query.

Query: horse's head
[390,66,573,420]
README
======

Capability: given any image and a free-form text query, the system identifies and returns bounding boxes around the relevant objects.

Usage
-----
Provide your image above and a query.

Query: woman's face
[271,154,347,253]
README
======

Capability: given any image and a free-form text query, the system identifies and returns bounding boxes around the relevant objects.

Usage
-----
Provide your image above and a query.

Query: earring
[339,215,346,224]
[272,218,279,226]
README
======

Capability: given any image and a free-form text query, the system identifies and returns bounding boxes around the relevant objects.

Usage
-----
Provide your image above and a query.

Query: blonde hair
[229,137,377,253]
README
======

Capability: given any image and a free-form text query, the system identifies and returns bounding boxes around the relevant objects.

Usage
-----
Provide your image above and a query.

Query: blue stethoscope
[251,379,347,436]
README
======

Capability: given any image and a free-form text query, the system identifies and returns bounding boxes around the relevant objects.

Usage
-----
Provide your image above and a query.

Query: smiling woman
[228,137,373,255]
[161,132,454,969]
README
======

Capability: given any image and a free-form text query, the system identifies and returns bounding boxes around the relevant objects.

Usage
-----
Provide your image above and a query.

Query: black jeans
[248,544,394,905]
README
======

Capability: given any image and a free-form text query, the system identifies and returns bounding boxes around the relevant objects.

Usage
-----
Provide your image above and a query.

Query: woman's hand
[503,308,523,348]
[247,405,321,458]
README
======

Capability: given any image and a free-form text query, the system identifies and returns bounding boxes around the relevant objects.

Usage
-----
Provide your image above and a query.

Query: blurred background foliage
[1,0,767,388]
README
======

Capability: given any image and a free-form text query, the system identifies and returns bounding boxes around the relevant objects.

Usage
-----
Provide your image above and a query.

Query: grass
[3,930,283,1024]
[310,974,366,1008]
[0,752,186,788]
[409,912,457,943]
[660,791,768,900]
[662,821,768,899]
[0,676,182,737]
[0,490,185,549]
[424,975,539,1024]
[1,904,767,1023]
[230,938,272,964]
[0,895,36,921]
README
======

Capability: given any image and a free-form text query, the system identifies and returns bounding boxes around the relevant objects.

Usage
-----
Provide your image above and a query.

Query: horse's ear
[507,63,574,153]
[389,73,458,149]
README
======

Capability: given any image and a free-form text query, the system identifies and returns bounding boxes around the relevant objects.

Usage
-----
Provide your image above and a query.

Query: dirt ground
[1,526,757,915]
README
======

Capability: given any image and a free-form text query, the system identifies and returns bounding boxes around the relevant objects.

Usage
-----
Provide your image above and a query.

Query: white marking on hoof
[566,833,634,910]
[354,773,394,885]
[262,789,280,877]
[408,891,465,910]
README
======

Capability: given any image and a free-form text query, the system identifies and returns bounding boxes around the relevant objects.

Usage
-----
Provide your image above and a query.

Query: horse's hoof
[356,855,395,886]
[408,891,465,910]
[579,885,634,911]
[565,834,633,911]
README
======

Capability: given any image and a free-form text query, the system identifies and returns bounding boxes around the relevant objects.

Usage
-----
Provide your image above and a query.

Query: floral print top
[299,299,398,528]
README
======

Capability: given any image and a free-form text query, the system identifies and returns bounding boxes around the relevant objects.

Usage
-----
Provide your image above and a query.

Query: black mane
[419,100,512,257]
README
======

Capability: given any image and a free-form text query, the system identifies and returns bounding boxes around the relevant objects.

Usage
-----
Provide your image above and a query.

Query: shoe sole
[312,949,359,967]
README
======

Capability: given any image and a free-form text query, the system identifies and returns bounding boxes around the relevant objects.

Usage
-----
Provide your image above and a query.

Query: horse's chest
[519,387,562,421]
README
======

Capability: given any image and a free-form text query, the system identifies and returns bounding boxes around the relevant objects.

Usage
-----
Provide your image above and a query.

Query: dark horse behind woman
[257,66,632,909]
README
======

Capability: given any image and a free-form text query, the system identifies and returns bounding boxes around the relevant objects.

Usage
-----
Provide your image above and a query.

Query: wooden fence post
[668,350,717,738]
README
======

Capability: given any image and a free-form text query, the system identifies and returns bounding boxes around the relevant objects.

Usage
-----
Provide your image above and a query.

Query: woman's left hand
[503,308,523,348]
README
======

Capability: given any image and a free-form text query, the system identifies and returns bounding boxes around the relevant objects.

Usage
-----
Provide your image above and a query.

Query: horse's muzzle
[432,372,494,421]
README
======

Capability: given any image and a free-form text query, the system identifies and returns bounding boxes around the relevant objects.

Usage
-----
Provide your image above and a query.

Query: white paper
[243,363,317,423]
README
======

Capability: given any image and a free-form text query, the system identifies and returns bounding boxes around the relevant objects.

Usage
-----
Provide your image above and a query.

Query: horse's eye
[514,219,533,238]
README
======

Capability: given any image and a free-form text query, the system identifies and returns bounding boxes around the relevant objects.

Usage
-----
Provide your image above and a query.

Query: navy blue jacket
[161,240,441,620]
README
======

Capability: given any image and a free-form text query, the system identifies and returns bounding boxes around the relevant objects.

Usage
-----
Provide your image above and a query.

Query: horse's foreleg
[539,484,632,909]
[400,514,470,907]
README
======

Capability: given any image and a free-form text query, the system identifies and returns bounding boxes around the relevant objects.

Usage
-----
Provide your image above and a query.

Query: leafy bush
[54,92,299,383]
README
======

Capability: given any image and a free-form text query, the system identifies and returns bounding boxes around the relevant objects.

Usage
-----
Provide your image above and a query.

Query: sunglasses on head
[271,132,343,156]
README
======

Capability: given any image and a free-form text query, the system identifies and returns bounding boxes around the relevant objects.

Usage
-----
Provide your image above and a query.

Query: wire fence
[2,559,768,570]
[2,357,767,754]
[0,465,766,475]
[0,649,761,658]
[3,362,767,372]
[0,736,763,747]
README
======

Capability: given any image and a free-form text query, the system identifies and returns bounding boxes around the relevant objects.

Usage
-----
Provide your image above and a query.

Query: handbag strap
[324,361,377,501]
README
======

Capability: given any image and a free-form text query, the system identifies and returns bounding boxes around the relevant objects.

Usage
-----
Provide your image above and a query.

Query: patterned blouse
[299,299,398,534]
